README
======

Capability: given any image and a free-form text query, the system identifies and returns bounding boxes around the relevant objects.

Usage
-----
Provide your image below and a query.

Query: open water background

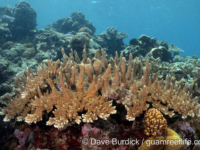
[1,0,200,57]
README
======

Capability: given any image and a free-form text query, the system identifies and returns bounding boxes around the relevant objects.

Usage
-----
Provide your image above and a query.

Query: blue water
[1,0,200,57]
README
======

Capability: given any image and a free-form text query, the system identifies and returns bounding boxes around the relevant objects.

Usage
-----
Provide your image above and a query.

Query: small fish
[2,49,9,52]
[129,38,142,45]
[61,33,74,37]
[89,38,95,48]
[137,39,142,44]
[30,29,37,33]
[0,15,15,22]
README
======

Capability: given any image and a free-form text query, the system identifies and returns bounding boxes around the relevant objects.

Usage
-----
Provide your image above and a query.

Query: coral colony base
[1,1,200,150]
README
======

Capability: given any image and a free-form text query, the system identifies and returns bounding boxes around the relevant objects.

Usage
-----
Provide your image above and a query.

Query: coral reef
[125,35,173,62]
[50,12,96,34]
[1,48,200,130]
[70,35,90,52]
[23,43,33,48]
[0,4,200,149]
[2,41,13,49]
[0,19,12,43]
[10,1,37,42]
[95,27,128,54]
[0,5,13,17]
[78,27,93,36]
[169,44,184,54]
[0,1,37,43]
[150,46,171,62]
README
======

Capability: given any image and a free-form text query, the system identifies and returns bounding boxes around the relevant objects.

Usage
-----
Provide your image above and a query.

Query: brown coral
[2,41,13,49]
[70,35,90,52]
[78,27,93,35]
[143,108,168,136]
[23,43,33,48]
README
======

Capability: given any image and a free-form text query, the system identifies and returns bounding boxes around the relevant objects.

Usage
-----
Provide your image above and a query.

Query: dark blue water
[1,0,200,57]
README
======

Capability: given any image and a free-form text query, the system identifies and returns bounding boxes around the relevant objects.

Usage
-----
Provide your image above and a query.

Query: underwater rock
[0,20,12,41]
[34,29,66,60]
[23,43,33,48]
[157,40,169,50]
[95,27,128,54]
[35,51,52,63]
[129,35,157,54]
[168,44,184,55]
[34,29,63,51]
[78,27,93,36]
[36,42,48,51]
[51,12,96,34]
[94,35,107,48]
[121,45,142,59]
[150,46,171,62]
[10,1,37,42]
[14,43,27,54]
[172,55,182,62]
[178,121,195,139]
[1,48,17,61]
[125,35,173,60]
[0,57,14,96]
[0,5,13,17]
[35,29,60,43]
[22,47,36,58]
[182,56,197,63]
[107,27,118,37]
[2,41,13,49]
[0,59,10,82]
[0,83,12,94]
[138,35,157,52]
[70,35,90,52]
[0,15,15,23]
[14,128,32,150]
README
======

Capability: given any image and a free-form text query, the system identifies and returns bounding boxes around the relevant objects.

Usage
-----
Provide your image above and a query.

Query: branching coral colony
[0,47,200,129]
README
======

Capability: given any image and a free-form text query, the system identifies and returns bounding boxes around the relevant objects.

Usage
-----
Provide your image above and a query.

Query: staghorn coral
[0,53,116,129]
[143,108,168,136]
[0,48,200,130]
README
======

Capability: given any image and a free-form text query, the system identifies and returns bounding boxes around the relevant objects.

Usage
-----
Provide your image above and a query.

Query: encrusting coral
[0,47,200,129]
[138,128,184,150]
